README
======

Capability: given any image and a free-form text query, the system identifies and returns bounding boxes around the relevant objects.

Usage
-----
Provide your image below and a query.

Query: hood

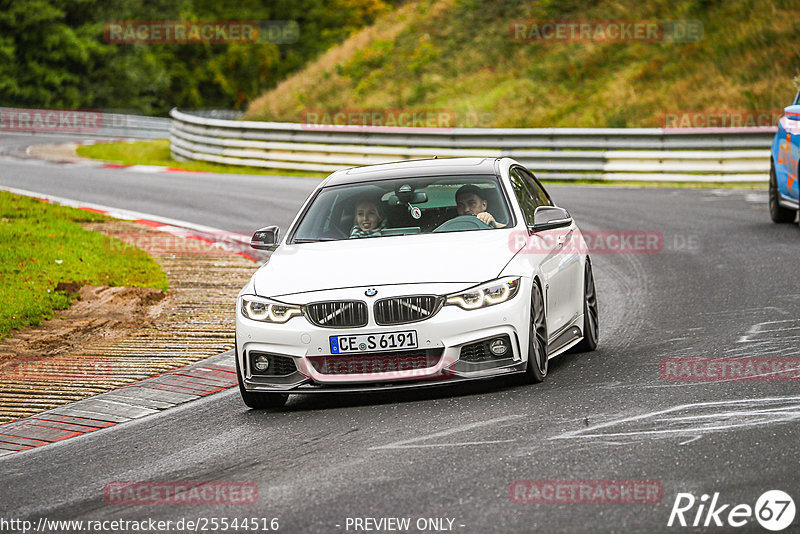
[254,230,521,298]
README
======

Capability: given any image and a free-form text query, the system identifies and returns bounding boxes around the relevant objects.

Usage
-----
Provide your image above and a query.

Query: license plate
[329,331,418,354]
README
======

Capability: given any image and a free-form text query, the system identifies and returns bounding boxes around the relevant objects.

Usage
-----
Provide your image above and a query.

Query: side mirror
[531,206,572,232]
[784,105,800,121]
[251,226,280,250]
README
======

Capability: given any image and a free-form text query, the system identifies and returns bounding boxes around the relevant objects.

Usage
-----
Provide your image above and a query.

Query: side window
[509,168,538,226]
[518,167,552,207]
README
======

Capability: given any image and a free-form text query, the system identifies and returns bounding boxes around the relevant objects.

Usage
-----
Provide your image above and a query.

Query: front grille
[374,295,442,325]
[305,301,368,328]
[249,352,298,376]
[308,348,442,375]
[459,335,512,363]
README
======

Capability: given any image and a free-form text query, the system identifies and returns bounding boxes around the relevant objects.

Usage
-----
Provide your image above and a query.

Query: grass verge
[0,191,169,339]
[76,140,327,178]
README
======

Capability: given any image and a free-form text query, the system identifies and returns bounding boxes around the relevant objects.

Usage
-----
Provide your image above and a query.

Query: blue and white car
[770,90,800,224]
[235,158,598,409]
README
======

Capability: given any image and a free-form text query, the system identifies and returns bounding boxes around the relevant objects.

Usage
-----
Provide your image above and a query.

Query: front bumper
[236,282,532,393]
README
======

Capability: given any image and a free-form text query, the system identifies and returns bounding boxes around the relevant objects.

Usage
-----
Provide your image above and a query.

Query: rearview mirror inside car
[387,192,428,205]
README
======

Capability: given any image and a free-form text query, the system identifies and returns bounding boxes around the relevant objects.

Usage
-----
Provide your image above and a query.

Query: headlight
[445,277,521,310]
[240,295,302,323]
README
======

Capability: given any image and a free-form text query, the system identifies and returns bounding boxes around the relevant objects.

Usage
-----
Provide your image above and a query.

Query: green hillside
[245,0,800,128]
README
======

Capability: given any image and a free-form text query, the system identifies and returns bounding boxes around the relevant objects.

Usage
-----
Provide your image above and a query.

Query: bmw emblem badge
[365,288,378,297]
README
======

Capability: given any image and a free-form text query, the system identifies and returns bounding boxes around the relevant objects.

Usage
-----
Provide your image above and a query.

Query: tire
[525,279,548,383]
[235,347,289,409]
[769,159,795,224]
[573,259,599,353]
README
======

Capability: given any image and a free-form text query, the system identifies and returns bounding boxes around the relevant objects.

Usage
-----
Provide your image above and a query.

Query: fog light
[489,338,508,356]
[253,354,270,372]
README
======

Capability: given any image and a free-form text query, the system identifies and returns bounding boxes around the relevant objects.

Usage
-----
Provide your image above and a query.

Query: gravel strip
[0,220,256,424]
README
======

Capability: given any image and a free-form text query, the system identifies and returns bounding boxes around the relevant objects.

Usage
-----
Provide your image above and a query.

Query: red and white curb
[0,351,238,457]
[0,186,268,263]
[7,139,213,175]
[99,163,210,173]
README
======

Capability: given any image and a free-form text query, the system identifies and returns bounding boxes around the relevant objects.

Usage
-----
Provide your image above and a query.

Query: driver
[455,184,506,228]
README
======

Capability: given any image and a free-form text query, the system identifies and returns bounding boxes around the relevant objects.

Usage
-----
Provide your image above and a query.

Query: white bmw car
[235,157,598,408]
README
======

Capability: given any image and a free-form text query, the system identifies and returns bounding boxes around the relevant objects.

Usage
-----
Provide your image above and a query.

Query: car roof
[323,157,500,186]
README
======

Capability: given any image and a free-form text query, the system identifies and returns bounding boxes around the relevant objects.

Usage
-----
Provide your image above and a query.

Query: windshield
[291,175,513,243]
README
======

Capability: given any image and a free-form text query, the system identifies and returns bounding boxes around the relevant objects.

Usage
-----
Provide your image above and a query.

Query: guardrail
[170,108,778,181]
[90,113,171,139]
[0,108,170,139]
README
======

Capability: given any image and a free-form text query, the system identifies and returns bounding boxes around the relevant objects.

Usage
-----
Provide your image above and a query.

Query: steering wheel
[432,215,493,233]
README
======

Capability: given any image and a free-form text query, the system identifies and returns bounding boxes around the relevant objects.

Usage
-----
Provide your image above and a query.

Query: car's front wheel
[525,279,548,383]
[235,348,288,409]
[769,159,795,223]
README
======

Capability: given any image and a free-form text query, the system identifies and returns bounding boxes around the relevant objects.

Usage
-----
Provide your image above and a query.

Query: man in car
[455,184,506,228]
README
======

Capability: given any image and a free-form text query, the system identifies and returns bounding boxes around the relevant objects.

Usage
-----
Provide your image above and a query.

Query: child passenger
[350,197,387,238]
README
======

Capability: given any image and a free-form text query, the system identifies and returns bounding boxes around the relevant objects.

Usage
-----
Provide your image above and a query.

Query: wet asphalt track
[1,132,799,533]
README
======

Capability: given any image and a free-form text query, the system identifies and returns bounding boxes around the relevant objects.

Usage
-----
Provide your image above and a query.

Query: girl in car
[350,197,387,238]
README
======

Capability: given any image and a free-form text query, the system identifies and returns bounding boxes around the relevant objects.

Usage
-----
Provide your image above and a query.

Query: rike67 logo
[668,490,795,531]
